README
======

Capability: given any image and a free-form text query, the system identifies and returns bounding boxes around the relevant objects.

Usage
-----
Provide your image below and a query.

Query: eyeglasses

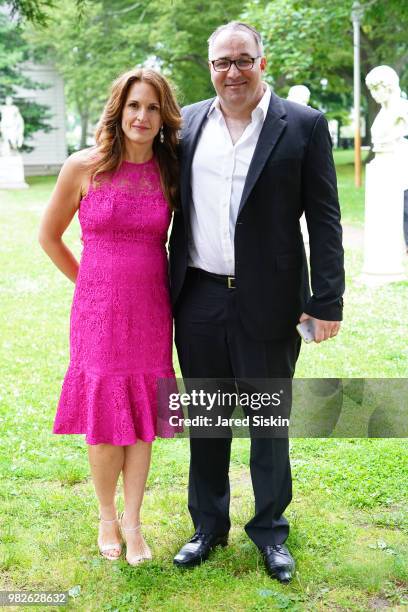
[210,56,261,72]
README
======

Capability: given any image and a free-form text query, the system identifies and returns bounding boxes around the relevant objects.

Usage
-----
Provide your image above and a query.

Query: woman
[38,68,181,565]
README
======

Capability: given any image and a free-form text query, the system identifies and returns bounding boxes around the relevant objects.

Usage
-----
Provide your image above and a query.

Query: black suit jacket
[169,92,345,340]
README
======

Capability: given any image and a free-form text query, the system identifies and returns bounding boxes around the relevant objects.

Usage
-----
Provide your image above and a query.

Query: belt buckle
[227,276,235,289]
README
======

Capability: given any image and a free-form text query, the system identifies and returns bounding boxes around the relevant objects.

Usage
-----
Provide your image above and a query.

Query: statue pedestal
[0,154,28,189]
[361,153,406,286]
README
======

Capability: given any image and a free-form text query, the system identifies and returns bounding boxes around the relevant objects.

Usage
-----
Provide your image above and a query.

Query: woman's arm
[38,152,90,283]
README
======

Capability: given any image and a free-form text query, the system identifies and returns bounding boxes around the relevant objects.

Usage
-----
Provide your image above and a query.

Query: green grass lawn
[333,149,368,226]
[0,166,407,611]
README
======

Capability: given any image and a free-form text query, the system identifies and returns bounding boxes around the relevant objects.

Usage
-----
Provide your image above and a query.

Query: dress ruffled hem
[53,364,182,445]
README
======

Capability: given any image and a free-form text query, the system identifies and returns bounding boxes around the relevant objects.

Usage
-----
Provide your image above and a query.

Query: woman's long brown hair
[88,68,181,210]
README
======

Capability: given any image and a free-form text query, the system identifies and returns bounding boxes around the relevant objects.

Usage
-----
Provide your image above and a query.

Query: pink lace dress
[53,158,177,445]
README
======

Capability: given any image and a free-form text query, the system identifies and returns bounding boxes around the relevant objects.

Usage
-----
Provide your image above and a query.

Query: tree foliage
[26,0,242,146]
[14,0,408,148]
[149,0,242,105]
[5,0,59,24]
[0,9,52,151]
[25,0,153,147]
[242,0,408,130]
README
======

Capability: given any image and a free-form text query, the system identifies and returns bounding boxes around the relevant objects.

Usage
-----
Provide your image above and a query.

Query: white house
[19,62,67,176]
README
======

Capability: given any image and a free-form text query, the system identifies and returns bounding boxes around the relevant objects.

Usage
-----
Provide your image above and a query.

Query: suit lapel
[238,93,287,217]
[180,100,214,222]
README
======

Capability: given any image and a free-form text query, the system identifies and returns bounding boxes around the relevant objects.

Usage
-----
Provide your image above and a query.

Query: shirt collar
[208,82,271,121]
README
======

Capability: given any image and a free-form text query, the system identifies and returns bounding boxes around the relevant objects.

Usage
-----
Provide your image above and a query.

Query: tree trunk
[337,118,342,149]
[363,87,379,163]
[80,113,89,150]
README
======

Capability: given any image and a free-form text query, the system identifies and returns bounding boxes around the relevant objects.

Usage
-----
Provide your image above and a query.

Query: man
[169,21,344,583]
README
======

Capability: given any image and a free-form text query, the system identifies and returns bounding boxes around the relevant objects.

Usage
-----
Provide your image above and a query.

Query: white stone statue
[361,66,407,285]
[0,96,28,188]
[287,85,311,107]
[366,66,408,156]
[0,96,25,155]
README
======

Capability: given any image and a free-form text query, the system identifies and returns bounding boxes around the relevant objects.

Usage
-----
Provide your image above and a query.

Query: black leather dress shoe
[259,544,295,583]
[173,532,228,568]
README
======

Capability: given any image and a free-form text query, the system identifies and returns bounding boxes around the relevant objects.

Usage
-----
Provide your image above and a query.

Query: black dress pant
[174,268,301,547]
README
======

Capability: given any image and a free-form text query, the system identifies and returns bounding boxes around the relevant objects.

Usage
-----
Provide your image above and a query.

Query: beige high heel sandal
[97,515,123,560]
[119,511,152,566]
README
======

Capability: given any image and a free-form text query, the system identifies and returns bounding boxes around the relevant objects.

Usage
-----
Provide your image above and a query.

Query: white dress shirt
[188,85,271,275]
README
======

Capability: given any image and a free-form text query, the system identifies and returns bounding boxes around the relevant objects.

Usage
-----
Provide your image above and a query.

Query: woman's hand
[38,151,90,283]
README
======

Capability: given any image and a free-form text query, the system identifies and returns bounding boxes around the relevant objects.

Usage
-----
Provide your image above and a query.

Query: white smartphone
[296,319,315,343]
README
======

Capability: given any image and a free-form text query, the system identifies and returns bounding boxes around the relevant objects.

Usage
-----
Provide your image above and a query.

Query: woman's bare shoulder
[59,149,100,194]
[64,147,96,173]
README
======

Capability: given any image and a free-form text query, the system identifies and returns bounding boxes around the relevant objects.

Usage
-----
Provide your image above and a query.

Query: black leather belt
[188,267,236,289]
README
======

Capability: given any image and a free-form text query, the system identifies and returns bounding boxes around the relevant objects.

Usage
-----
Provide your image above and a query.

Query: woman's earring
[160,126,164,143]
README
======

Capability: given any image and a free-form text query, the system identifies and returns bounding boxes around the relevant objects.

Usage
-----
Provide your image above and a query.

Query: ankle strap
[99,514,118,523]
[120,511,141,532]
[122,523,141,532]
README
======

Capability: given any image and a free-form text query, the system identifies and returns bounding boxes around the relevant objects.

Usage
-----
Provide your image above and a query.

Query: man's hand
[299,313,341,343]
